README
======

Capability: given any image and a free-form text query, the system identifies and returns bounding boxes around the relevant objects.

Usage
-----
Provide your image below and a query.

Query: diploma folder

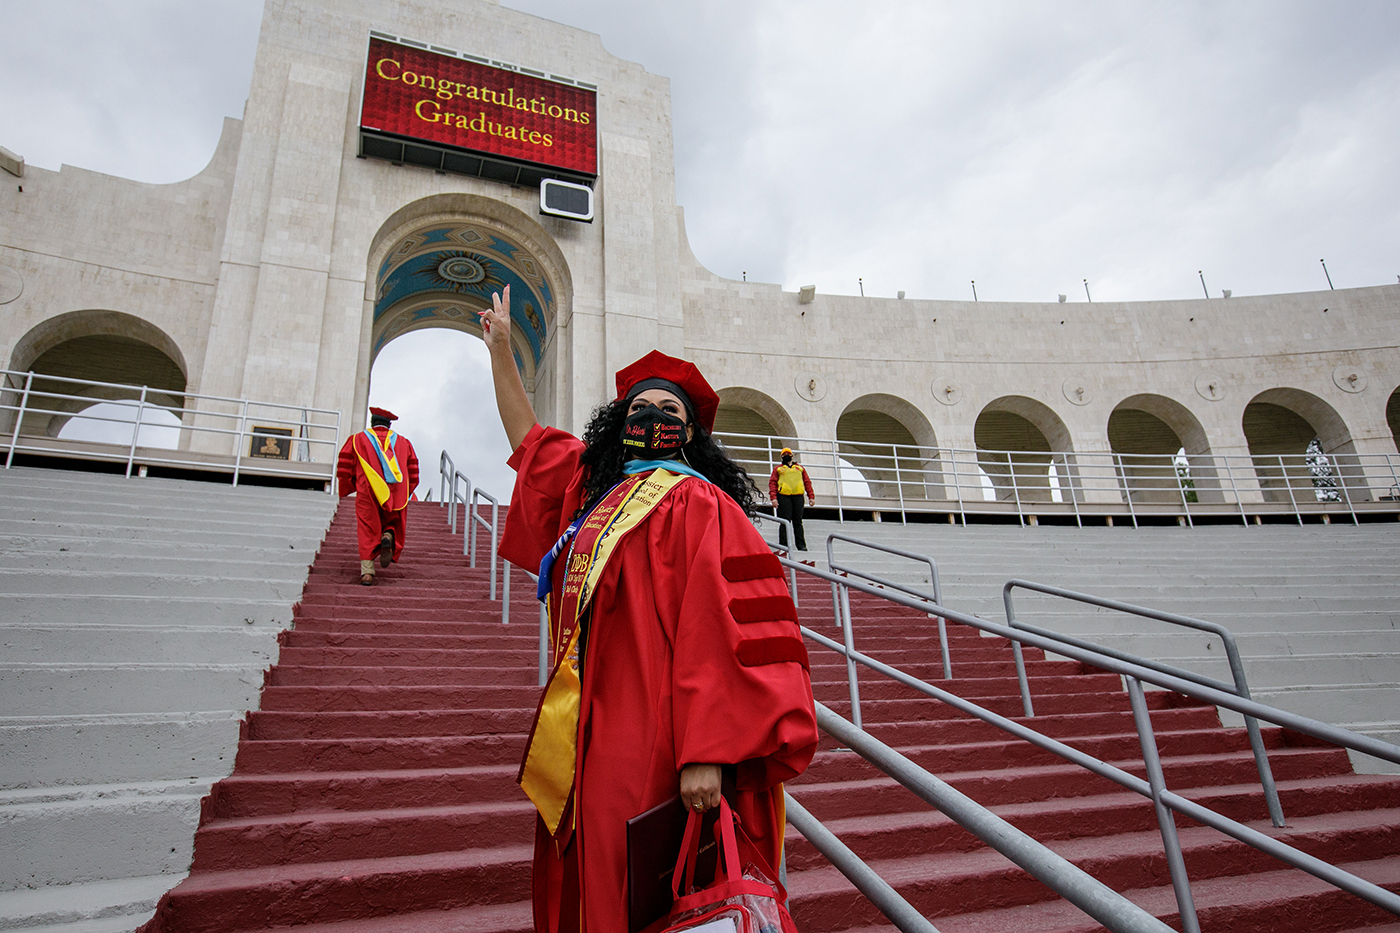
[626,795,720,933]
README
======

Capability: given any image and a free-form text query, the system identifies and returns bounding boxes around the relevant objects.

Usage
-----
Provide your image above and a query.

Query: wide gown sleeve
[499,423,586,571]
[661,486,818,790]
[335,436,357,497]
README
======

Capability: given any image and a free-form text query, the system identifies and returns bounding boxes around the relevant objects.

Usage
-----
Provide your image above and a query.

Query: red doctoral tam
[368,407,398,422]
[614,350,720,433]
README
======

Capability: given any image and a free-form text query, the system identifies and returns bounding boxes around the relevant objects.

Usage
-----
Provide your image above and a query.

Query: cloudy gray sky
[4,1,1398,496]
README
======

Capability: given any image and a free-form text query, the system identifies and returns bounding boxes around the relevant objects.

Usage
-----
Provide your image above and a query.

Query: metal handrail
[752,512,800,606]
[1003,578,1284,827]
[1,368,341,490]
[778,555,1400,931]
[439,450,459,509]
[468,486,501,600]
[783,792,944,933]
[509,567,551,686]
[806,703,1175,933]
[712,429,1396,525]
[447,469,472,536]
[825,533,950,680]
[437,450,506,602]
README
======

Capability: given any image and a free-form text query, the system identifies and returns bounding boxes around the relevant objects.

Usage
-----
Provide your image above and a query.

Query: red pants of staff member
[355,493,407,562]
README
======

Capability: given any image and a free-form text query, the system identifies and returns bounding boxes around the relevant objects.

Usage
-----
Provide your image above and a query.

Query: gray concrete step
[2,595,295,627]
[0,779,207,889]
[0,873,181,933]
[0,466,333,911]
[0,712,241,790]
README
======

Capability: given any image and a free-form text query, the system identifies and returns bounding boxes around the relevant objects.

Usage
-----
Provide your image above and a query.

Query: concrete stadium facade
[2,0,1398,508]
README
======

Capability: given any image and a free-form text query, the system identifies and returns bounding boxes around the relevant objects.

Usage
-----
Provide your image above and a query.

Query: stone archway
[713,387,798,482]
[836,394,940,500]
[1243,388,1367,503]
[363,194,573,430]
[975,396,1074,504]
[1109,394,1220,504]
[4,310,188,440]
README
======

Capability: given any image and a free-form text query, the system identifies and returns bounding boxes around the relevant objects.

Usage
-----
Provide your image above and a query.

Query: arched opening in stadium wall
[836,395,941,502]
[712,386,798,486]
[4,310,188,450]
[1243,389,1367,504]
[360,195,571,498]
[974,397,1074,504]
[1108,394,1220,505]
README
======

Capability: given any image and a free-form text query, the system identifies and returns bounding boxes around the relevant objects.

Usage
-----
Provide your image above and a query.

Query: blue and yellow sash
[518,467,691,838]
[354,429,403,508]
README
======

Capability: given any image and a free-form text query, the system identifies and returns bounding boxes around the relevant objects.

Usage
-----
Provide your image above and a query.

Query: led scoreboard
[359,36,598,184]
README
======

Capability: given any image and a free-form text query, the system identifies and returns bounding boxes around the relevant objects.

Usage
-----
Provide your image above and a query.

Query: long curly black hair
[575,398,760,517]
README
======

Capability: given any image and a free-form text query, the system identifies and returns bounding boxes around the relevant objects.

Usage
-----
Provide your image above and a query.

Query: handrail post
[469,491,478,565]
[949,446,966,525]
[1334,449,1358,525]
[1125,677,1202,933]
[1176,452,1194,527]
[6,371,34,469]
[893,442,906,523]
[1279,454,1303,525]
[1225,454,1248,526]
[125,386,148,478]
[927,555,951,681]
[1115,453,1137,528]
[1010,453,1024,525]
[439,450,453,508]
[1002,589,1036,718]
[502,560,511,623]
[232,399,249,487]
[831,439,844,522]
[1219,633,1285,826]
[489,497,499,600]
[1063,453,1082,527]
[839,582,862,730]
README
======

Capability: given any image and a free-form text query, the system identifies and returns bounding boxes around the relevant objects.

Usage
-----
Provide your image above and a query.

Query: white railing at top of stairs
[716,429,1400,526]
[1,368,341,491]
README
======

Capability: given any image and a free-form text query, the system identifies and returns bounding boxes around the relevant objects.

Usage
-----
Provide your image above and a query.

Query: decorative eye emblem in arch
[415,251,506,293]
[437,255,486,284]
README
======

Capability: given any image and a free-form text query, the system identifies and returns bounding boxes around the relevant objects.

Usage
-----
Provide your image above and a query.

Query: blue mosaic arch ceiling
[372,224,555,373]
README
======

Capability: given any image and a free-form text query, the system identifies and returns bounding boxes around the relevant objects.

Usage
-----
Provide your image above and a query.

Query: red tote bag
[645,798,799,933]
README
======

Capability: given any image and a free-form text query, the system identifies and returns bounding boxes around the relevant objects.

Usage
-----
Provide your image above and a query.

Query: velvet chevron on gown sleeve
[662,485,818,789]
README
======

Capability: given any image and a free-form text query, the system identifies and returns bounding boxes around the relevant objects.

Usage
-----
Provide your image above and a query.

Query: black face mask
[782,455,792,465]
[622,404,688,457]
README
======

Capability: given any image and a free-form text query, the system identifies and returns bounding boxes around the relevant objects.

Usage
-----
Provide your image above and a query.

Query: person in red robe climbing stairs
[336,406,419,585]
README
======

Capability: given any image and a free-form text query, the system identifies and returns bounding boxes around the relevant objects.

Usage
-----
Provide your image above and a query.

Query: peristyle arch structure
[712,386,798,481]
[1108,393,1220,504]
[1243,387,1367,503]
[363,194,572,427]
[5,310,189,440]
[836,393,940,500]
[974,395,1074,504]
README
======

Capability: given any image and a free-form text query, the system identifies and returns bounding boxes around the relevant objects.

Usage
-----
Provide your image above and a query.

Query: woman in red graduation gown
[481,285,818,933]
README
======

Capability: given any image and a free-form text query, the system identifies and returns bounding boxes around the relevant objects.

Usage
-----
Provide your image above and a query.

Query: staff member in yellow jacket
[335,407,420,585]
[768,447,815,552]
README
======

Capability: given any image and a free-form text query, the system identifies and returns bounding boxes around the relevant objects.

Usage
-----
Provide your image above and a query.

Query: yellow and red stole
[353,429,407,509]
[517,467,691,839]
